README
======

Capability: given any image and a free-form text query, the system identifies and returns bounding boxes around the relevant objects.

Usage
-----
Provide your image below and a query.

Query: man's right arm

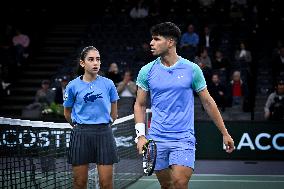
[134,87,148,154]
[134,87,147,122]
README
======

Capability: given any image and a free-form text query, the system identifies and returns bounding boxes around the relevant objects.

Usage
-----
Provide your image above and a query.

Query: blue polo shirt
[136,57,206,144]
[63,75,119,124]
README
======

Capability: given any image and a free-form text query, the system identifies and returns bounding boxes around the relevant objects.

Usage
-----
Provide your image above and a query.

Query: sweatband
[134,123,146,143]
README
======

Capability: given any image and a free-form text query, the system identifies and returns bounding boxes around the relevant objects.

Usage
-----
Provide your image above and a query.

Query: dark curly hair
[150,22,181,44]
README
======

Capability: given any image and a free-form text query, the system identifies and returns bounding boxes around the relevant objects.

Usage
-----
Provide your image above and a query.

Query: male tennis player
[134,22,234,189]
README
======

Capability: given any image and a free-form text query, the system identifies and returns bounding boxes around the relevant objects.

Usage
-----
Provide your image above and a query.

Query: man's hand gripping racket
[142,139,157,176]
[135,123,157,176]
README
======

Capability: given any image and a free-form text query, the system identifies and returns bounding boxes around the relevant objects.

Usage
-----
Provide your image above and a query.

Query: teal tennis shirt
[136,57,206,143]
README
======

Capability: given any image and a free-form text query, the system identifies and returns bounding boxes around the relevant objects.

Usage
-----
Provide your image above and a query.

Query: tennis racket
[142,139,157,176]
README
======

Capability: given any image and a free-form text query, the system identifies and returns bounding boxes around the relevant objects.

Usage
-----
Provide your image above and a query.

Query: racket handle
[143,161,147,174]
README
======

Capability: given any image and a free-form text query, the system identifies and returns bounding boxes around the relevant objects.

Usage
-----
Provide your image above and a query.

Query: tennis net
[0,115,144,189]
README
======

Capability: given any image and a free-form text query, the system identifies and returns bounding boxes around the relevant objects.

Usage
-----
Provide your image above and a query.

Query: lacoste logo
[83,91,103,103]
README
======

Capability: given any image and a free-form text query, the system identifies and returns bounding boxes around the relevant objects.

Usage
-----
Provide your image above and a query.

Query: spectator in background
[199,26,218,55]
[54,75,69,104]
[105,62,122,86]
[264,78,284,120]
[199,0,215,7]
[180,24,199,61]
[234,42,252,66]
[212,50,231,83]
[117,70,137,117]
[35,80,55,107]
[234,41,252,81]
[12,29,30,66]
[228,70,249,107]
[180,24,199,48]
[208,73,227,112]
[117,70,137,98]
[129,0,149,19]
[194,47,212,83]
[21,80,55,119]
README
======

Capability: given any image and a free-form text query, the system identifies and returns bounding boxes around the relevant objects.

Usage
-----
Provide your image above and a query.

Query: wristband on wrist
[134,123,146,143]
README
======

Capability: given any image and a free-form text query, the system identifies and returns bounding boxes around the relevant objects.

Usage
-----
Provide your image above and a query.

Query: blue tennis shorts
[154,141,195,171]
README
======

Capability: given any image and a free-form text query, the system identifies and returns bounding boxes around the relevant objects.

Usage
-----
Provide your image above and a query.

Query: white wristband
[134,123,146,143]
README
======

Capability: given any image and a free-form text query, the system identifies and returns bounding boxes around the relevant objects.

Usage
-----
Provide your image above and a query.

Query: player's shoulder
[139,58,159,72]
[179,57,201,72]
[98,75,115,85]
[98,75,112,82]
[179,57,197,67]
[66,76,81,87]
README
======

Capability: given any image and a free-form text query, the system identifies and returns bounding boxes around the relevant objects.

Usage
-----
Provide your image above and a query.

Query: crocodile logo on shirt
[83,91,103,103]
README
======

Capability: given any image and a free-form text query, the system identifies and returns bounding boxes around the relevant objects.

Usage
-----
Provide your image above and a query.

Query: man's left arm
[198,88,235,153]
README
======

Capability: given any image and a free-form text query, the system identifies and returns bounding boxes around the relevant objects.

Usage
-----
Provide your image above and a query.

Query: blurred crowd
[0,0,283,120]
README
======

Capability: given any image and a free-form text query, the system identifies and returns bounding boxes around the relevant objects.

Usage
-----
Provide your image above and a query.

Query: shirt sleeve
[192,63,207,92]
[109,81,120,102]
[136,66,149,91]
[63,84,75,107]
